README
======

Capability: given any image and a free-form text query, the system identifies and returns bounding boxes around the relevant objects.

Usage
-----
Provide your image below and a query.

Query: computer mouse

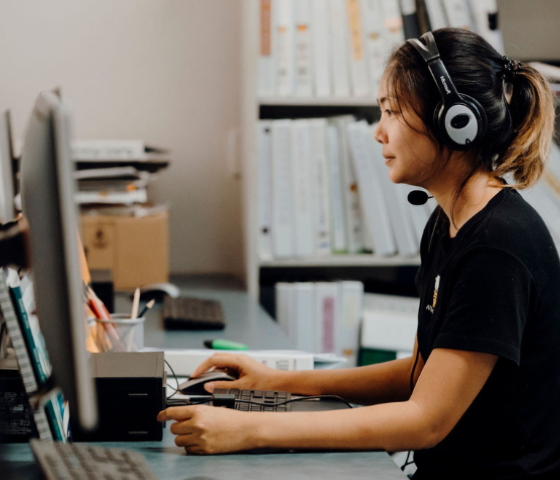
[178,370,236,395]
[140,282,180,300]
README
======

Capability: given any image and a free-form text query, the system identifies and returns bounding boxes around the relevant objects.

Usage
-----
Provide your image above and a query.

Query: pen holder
[89,314,145,353]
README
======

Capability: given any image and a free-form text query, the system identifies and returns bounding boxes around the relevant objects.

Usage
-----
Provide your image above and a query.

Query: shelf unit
[240,0,420,301]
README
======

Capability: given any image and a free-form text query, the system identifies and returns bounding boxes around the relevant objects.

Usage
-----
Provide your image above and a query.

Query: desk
[0,276,407,479]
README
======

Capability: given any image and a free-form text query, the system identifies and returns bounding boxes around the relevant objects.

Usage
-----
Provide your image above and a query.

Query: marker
[203,339,248,350]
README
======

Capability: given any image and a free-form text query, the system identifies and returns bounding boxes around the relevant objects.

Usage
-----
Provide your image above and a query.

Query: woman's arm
[194,337,424,405]
[160,347,497,454]
[275,343,423,405]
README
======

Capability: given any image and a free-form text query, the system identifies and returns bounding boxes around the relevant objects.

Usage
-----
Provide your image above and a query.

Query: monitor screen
[20,92,98,431]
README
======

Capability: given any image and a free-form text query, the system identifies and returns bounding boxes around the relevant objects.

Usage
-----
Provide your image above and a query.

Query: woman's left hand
[157,405,257,454]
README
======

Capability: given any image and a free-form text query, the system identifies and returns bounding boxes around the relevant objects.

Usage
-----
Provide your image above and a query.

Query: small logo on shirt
[426,275,440,314]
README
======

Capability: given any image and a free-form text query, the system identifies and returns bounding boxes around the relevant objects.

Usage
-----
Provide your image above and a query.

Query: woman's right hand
[190,353,286,393]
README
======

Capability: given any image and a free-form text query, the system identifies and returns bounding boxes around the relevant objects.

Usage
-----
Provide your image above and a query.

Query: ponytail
[491,62,556,189]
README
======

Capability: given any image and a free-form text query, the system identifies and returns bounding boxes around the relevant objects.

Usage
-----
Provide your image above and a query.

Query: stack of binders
[257,116,437,260]
[257,0,503,99]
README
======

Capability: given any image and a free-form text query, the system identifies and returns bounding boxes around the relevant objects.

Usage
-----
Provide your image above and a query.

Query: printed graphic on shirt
[426,275,440,314]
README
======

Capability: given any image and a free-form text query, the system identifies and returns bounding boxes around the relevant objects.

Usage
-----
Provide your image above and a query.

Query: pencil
[131,287,140,319]
[138,299,155,318]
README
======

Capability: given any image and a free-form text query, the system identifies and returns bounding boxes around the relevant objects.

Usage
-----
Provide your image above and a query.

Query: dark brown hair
[385,28,555,219]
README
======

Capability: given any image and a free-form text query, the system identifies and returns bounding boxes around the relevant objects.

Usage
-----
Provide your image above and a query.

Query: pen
[137,299,155,318]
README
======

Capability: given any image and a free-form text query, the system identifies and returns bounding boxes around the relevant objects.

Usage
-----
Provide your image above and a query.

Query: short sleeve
[434,247,535,365]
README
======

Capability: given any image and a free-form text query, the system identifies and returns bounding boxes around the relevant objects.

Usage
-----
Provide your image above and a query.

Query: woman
[158,29,560,479]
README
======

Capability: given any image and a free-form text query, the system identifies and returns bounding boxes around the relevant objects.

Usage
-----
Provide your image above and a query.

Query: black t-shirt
[412,187,560,480]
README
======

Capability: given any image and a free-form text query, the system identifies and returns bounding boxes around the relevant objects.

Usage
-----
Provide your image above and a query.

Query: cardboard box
[81,212,169,291]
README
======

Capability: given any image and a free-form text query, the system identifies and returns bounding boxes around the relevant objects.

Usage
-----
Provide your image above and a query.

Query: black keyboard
[213,388,291,412]
[162,296,225,330]
[30,439,158,480]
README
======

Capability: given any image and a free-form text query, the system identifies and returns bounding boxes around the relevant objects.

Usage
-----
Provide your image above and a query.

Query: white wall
[0,0,245,276]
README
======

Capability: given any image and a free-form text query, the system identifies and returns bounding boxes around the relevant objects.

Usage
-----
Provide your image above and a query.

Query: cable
[0,321,7,347]
[167,393,353,409]
[164,359,180,400]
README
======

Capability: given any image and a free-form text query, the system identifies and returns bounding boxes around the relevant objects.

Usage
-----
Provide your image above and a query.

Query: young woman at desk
[159,28,560,480]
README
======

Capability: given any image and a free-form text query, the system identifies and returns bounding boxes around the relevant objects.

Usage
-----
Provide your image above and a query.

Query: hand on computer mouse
[158,404,257,454]
[191,353,286,393]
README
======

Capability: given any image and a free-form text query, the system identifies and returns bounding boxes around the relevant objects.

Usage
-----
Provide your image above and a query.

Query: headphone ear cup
[433,96,488,150]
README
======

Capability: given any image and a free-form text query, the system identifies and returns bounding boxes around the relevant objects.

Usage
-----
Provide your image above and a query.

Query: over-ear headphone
[407,32,488,151]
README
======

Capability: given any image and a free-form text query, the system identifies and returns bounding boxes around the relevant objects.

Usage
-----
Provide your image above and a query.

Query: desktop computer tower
[71,352,166,442]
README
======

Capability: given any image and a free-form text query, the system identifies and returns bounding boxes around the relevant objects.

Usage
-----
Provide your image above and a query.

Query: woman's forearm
[273,357,415,405]
[248,400,435,452]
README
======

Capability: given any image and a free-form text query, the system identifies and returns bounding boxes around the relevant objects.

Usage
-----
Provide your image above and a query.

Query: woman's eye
[384,109,393,117]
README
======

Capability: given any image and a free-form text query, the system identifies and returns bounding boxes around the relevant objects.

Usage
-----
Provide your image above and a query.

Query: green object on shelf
[359,348,397,366]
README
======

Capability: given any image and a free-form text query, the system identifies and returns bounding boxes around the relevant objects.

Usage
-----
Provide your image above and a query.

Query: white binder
[258,0,276,96]
[326,123,348,253]
[347,121,396,255]
[361,0,389,97]
[333,116,365,253]
[292,283,316,352]
[312,0,332,96]
[336,281,364,367]
[271,120,294,257]
[442,0,472,30]
[382,0,406,50]
[291,120,315,257]
[294,0,313,97]
[314,282,339,354]
[328,0,351,97]
[257,121,273,260]
[346,0,370,96]
[424,0,449,30]
[276,0,294,96]
[276,282,293,337]
[309,119,332,255]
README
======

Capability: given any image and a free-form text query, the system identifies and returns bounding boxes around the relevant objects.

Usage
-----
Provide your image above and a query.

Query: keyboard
[162,296,225,330]
[213,388,291,412]
[30,439,159,480]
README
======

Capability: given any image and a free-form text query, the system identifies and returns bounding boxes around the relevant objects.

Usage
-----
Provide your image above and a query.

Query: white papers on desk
[144,348,314,377]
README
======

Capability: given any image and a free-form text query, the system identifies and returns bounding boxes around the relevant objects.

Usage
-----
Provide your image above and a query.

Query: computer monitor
[20,91,98,431]
[0,111,15,223]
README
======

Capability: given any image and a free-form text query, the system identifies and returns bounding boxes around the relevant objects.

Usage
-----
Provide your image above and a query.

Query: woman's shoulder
[465,188,560,278]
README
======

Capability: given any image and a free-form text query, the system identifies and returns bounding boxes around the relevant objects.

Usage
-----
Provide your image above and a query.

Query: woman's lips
[384,157,395,165]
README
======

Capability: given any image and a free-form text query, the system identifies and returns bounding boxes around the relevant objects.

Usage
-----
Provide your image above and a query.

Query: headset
[407,32,488,151]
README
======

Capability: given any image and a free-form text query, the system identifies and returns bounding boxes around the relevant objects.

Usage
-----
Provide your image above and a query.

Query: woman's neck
[427,169,503,238]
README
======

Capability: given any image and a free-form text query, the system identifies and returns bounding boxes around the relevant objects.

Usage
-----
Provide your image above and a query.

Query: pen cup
[89,314,145,353]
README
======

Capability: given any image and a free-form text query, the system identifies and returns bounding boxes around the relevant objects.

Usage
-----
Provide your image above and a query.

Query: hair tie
[501,55,523,82]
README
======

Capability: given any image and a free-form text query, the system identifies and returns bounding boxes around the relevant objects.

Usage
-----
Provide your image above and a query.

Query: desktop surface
[1,276,407,479]
[1,426,406,480]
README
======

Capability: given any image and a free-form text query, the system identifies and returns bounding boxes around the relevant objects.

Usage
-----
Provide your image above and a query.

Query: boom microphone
[408,190,433,206]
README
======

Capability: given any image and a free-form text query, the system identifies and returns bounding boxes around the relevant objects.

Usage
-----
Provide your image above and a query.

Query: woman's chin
[387,166,406,184]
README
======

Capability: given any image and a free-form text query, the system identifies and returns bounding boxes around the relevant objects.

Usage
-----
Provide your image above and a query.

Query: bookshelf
[240,0,421,301]
[258,97,380,106]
